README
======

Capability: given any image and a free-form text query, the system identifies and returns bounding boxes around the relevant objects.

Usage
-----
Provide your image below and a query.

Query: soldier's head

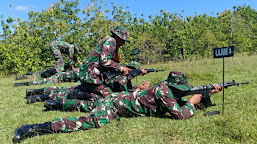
[110,26,130,48]
[167,71,193,91]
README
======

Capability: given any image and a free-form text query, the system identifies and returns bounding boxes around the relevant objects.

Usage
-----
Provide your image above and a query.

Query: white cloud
[15,5,29,11]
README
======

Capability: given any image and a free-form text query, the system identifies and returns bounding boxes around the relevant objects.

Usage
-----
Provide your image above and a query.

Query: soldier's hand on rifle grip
[123,66,131,76]
[210,84,223,95]
[140,69,148,76]
[189,94,202,105]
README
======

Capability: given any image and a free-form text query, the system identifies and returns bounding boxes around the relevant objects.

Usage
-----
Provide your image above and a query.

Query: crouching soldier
[50,41,82,73]
[13,71,222,143]
[15,41,82,80]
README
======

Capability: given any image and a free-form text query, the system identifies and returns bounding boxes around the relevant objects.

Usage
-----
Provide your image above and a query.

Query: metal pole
[222,56,225,114]
[136,55,138,85]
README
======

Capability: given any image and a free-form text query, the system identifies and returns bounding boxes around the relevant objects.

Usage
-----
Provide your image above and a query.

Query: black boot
[26,88,45,98]
[27,95,49,104]
[44,100,63,111]
[13,122,52,143]
[25,72,33,75]
[13,82,29,87]
[15,75,26,80]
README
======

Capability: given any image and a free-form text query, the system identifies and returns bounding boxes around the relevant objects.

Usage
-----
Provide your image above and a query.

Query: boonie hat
[110,26,130,42]
[167,71,193,91]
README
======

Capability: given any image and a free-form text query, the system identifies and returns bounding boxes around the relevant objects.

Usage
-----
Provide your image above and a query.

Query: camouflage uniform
[13,71,201,142]
[23,27,129,96]
[21,62,72,80]
[39,27,130,98]
[41,60,142,101]
[27,67,80,85]
[51,41,80,73]
[77,26,130,97]
[25,68,57,79]
[41,74,133,102]
[50,73,196,132]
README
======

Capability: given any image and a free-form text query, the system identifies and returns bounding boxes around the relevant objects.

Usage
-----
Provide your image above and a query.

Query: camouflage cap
[167,71,193,91]
[74,45,81,54]
[110,26,130,42]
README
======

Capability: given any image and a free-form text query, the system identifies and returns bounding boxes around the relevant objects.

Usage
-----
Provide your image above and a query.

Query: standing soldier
[12,71,223,143]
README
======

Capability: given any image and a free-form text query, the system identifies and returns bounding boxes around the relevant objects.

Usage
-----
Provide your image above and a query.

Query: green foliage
[0,1,257,74]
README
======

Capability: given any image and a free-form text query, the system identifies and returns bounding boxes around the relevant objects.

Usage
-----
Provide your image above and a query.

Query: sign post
[213,46,234,114]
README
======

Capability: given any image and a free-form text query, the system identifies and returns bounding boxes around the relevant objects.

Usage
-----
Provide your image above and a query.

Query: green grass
[1,55,257,143]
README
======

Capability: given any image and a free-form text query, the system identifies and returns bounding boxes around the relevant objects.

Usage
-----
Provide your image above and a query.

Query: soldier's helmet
[74,45,81,54]
[110,26,130,42]
[167,71,193,91]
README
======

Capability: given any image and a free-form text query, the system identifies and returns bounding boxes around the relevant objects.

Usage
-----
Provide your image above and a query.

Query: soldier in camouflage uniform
[51,41,82,73]
[14,26,133,90]
[13,71,223,143]
[15,62,75,80]
[14,67,80,87]
[23,62,143,104]
[25,71,146,104]
[76,26,133,97]
[20,26,146,103]
[14,41,82,80]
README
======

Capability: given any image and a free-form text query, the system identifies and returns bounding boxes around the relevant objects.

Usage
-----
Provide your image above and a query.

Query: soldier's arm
[68,45,75,66]
[157,84,197,120]
[100,39,123,72]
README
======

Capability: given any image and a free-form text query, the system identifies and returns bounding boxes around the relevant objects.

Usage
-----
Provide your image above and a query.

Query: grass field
[0,55,256,144]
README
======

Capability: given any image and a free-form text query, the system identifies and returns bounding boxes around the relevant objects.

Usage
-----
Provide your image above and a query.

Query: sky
[0,0,256,32]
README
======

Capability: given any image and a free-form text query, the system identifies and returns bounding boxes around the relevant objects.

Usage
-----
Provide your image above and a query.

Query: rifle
[173,80,249,109]
[103,68,165,80]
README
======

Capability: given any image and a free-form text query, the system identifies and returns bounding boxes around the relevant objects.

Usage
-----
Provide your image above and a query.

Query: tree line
[0,0,257,74]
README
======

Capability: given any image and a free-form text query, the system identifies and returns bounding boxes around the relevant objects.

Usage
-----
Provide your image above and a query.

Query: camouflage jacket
[62,80,197,120]
[114,80,197,119]
[79,36,123,85]
[58,44,77,66]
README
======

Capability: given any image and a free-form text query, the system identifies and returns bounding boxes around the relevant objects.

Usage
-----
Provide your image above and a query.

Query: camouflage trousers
[28,68,80,85]
[25,68,57,79]
[50,87,196,132]
[51,41,74,73]
[44,84,112,101]
[51,93,120,132]
[42,74,128,101]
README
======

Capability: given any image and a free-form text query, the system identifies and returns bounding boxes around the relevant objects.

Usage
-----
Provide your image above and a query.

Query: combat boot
[44,100,63,111]
[15,75,26,80]
[13,82,29,87]
[27,95,49,104]
[13,122,52,143]
[26,88,45,98]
